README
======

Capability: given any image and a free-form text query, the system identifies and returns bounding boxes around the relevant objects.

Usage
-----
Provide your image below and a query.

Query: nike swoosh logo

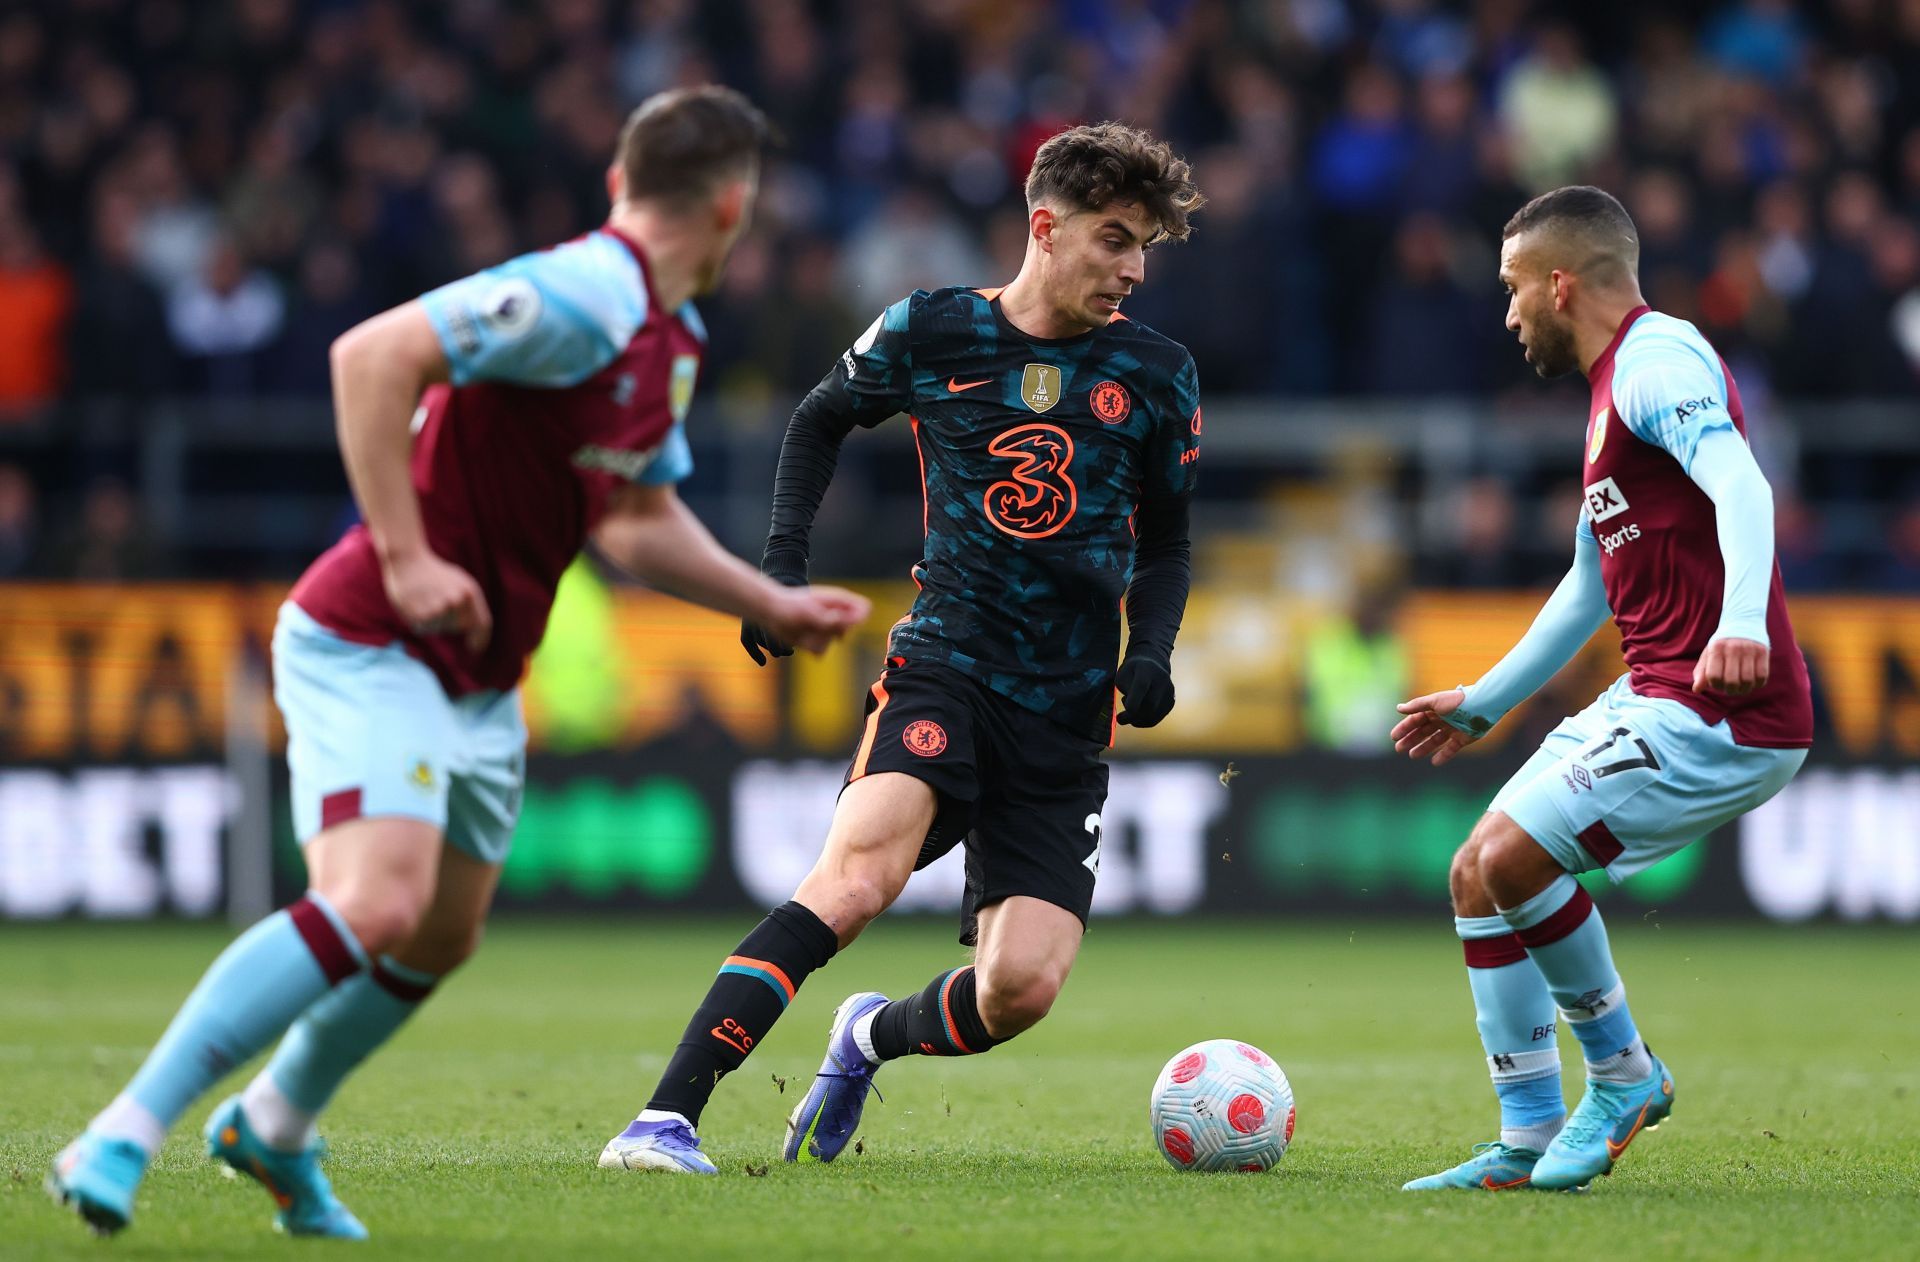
[710,1025,752,1054]
[947,377,992,392]
[1481,1173,1531,1189]
[1607,1100,1655,1159]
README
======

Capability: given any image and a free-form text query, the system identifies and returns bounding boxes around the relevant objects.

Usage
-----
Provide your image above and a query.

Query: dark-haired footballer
[1393,185,1811,1192]
[601,122,1208,1173]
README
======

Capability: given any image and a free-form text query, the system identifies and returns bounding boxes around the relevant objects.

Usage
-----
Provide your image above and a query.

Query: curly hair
[1024,122,1206,244]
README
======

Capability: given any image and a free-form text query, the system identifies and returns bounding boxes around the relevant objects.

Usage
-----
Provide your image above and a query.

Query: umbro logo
[1569,987,1609,1016]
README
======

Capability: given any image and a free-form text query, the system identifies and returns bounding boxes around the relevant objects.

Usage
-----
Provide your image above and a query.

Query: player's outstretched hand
[1392,688,1477,766]
[383,549,493,654]
[749,583,871,662]
[1115,655,1175,727]
[1694,637,1769,696]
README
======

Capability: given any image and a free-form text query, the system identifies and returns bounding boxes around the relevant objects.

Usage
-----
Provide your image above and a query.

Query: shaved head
[1502,185,1640,289]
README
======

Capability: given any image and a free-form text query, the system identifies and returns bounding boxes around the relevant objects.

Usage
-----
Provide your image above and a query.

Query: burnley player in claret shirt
[48,86,867,1241]
[1392,186,1812,1194]
[601,122,1205,1174]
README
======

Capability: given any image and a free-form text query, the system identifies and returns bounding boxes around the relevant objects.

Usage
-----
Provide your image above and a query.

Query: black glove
[741,562,808,666]
[1115,655,1175,727]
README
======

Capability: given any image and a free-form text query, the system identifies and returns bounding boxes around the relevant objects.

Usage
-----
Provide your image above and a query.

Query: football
[1149,1039,1296,1172]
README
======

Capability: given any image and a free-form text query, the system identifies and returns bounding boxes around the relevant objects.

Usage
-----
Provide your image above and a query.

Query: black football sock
[646,902,838,1124]
[868,965,1006,1060]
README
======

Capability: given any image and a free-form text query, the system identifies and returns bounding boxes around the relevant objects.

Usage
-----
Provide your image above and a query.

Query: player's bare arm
[591,481,869,653]
[329,301,492,653]
[51,84,797,1237]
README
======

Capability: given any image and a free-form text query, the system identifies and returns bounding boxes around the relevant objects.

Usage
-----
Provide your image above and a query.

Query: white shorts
[1491,674,1806,882]
[273,602,526,866]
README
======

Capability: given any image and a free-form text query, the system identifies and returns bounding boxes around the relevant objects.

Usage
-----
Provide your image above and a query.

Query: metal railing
[3,394,1912,579]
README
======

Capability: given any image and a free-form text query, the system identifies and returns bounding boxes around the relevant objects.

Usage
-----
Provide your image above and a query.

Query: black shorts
[843,659,1108,944]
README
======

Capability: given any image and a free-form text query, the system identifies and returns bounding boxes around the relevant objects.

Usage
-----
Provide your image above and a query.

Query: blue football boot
[598,1116,719,1174]
[204,1095,368,1239]
[783,992,889,1163]
[1402,1141,1542,1191]
[1530,1055,1675,1191]
[47,1132,149,1235]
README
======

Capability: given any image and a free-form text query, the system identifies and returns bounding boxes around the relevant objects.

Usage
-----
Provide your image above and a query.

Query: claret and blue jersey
[291,225,702,696]
[823,286,1202,741]
[1582,306,1811,747]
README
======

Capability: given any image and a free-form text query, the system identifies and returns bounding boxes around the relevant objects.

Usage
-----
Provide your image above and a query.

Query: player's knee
[797,845,911,941]
[398,918,485,976]
[1448,837,1484,915]
[1475,815,1561,906]
[976,963,1066,1039]
[321,887,428,958]
[836,870,900,930]
[793,871,890,946]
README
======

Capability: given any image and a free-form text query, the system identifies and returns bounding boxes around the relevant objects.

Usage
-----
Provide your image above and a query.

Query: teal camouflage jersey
[828,286,1201,741]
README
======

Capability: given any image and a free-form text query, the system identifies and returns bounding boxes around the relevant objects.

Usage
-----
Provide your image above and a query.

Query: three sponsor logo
[983,423,1077,539]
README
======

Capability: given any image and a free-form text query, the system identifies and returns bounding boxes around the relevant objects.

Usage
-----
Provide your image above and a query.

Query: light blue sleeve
[628,298,706,487]
[1684,425,1775,646]
[1610,316,1736,471]
[1613,318,1774,647]
[1446,523,1611,737]
[635,423,693,486]
[419,231,646,389]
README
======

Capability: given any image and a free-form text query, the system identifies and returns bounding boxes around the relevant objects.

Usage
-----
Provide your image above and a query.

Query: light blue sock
[120,894,366,1137]
[267,955,440,1115]
[1457,914,1564,1151]
[1501,875,1652,1085]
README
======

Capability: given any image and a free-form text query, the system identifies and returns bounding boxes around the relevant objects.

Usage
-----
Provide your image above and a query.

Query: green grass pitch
[4,916,1915,1260]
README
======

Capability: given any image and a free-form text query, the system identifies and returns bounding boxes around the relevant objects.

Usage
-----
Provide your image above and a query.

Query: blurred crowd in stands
[1,0,1918,591]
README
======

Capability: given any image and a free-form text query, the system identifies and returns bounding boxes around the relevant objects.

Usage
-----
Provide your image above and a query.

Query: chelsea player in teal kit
[602,123,1207,1173]
[49,87,867,1239]
[1395,187,1812,1192]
